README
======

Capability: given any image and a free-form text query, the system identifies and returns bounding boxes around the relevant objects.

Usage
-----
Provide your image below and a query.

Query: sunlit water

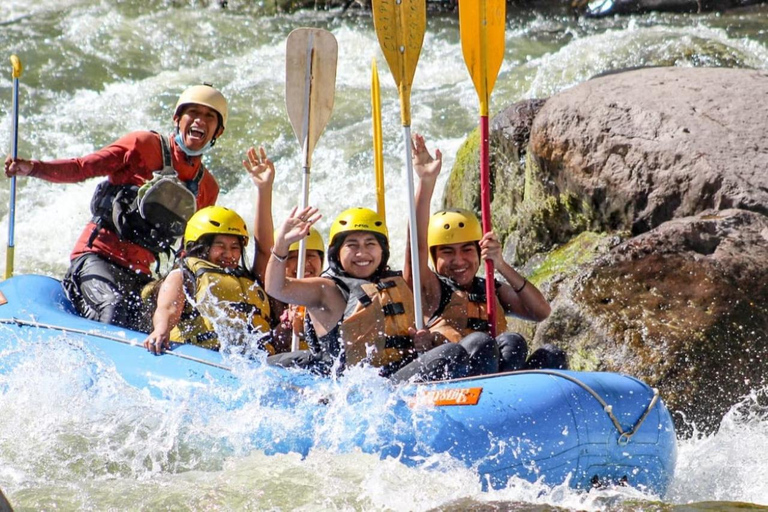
[0,0,767,509]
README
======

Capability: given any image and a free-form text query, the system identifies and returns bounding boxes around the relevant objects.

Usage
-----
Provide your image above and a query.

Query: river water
[0,0,767,510]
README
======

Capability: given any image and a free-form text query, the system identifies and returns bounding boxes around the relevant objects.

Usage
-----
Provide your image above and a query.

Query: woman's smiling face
[338,232,382,279]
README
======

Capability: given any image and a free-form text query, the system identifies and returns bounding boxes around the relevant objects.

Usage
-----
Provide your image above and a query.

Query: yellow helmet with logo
[174,84,228,128]
[185,206,248,246]
[428,208,482,249]
[328,207,388,246]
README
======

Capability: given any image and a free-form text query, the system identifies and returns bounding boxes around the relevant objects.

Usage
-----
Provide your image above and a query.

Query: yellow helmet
[174,84,228,128]
[276,226,325,255]
[328,207,388,246]
[427,208,482,249]
[185,206,248,246]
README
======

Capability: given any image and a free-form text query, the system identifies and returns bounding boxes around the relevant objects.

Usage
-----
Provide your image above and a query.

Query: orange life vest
[428,275,508,343]
[328,270,416,369]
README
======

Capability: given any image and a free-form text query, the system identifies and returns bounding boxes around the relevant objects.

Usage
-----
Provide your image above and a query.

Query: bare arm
[243,146,275,283]
[480,232,551,322]
[404,133,443,320]
[143,270,186,354]
[265,207,345,323]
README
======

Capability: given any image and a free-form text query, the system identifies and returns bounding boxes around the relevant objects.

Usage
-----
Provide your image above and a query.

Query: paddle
[285,28,337,350]
[371,57,385,222]
[458,0,505,337]
[5,55,22,280]
[372,0,426,330]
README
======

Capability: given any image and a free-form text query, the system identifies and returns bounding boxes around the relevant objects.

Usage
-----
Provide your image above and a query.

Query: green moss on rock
[444,128,480,210]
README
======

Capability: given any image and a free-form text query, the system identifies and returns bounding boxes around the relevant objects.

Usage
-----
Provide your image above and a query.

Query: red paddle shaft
[479,114,497,338]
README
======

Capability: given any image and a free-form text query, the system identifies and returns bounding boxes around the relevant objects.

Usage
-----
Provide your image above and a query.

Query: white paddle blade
[285,28,338,166]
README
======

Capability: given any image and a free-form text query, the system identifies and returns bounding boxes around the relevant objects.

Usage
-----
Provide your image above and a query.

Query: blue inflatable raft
[0,275,677,494]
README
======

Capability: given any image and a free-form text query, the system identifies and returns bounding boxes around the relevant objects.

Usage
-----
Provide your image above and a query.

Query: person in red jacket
[3,84,227,332]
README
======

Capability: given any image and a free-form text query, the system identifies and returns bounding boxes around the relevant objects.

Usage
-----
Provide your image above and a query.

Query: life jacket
[170,257,273,352]
[428,275,508,343]
[88,133,201,255]
[325,269,416,370]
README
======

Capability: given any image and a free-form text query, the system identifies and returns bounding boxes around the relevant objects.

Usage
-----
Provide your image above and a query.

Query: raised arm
[143,270,186,354]
[243,146,275,283]
[404,133,443,318]
[480,232,551,322]
[265,207,340,311]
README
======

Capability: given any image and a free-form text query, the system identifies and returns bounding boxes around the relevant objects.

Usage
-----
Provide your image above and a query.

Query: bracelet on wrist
[514,279,527,293]
[270,248,289,263]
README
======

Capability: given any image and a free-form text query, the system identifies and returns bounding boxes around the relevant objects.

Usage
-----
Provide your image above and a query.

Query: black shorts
[62,253,152,332]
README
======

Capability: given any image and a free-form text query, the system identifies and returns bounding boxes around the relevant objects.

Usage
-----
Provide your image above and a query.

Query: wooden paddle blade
[371,0,426,125]
[285,28,338,165]
[459,0,506,115]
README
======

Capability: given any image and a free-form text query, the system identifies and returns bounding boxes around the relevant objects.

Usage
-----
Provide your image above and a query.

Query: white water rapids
[1,1,767,509]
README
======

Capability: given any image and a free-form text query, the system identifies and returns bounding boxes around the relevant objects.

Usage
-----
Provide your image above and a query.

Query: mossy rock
[443,129,481,211]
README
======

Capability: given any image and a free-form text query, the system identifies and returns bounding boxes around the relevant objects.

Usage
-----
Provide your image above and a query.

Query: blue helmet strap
[174,127,214,157]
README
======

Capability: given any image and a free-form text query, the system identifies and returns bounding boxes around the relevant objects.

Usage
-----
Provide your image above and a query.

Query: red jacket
[28,131,219,275]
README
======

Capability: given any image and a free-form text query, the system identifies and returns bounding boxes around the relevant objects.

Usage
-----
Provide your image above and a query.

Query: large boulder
[529,67,768,237]
[535,209,768,433]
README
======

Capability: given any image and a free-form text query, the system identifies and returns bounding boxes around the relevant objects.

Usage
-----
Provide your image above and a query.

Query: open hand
[243,146,275,189]
[275,206,321,250]
[411,133,442,181]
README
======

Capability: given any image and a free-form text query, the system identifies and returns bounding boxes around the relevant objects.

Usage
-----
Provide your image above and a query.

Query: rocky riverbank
[446,66,768,433]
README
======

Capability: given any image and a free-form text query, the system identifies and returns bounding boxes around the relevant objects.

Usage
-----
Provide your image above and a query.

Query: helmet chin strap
[175,127,214,157]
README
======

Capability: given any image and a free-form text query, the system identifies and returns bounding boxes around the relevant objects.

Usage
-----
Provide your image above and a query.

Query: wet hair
[327,231,390,279]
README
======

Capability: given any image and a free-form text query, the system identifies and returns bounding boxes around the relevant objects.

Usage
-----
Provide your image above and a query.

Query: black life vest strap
[467,318,490,332]
[384,335,413,350]
[467,292,485,304]
[382,302,406,316]
[376,280,396,290]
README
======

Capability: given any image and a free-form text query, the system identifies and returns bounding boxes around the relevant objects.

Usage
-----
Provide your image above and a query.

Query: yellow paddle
[371,57,385,222]
[5,55,23,280]
[459,0,505,337]
[285,28,338,350]
[372,0,426,329]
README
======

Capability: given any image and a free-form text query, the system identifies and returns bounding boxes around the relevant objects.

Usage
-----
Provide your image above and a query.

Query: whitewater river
[1,0,767,510]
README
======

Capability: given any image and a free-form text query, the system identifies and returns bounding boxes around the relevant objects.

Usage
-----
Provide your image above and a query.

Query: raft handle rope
[522,370,659,445]
[0,317,232,371]
[424,369,660,446]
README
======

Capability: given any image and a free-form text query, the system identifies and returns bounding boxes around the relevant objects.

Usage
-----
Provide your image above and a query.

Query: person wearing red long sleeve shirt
[3,84,227,332]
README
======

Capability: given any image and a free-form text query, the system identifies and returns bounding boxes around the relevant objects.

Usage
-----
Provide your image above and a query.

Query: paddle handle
[291,167,311,351]
[403,125,424,331]
[479,114,496,337]
[5,55,22,280]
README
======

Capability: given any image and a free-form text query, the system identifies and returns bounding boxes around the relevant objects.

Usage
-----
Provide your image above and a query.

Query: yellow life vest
[171,257,273,352]
[330,271,416,368]
[428,276,508,343]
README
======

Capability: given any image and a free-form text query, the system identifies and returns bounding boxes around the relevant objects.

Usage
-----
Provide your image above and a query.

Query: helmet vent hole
[210,220,221,227]
[458,222,465,228]
[375,221,382,227]
[443,223,450,230]
[339,220,348,226]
